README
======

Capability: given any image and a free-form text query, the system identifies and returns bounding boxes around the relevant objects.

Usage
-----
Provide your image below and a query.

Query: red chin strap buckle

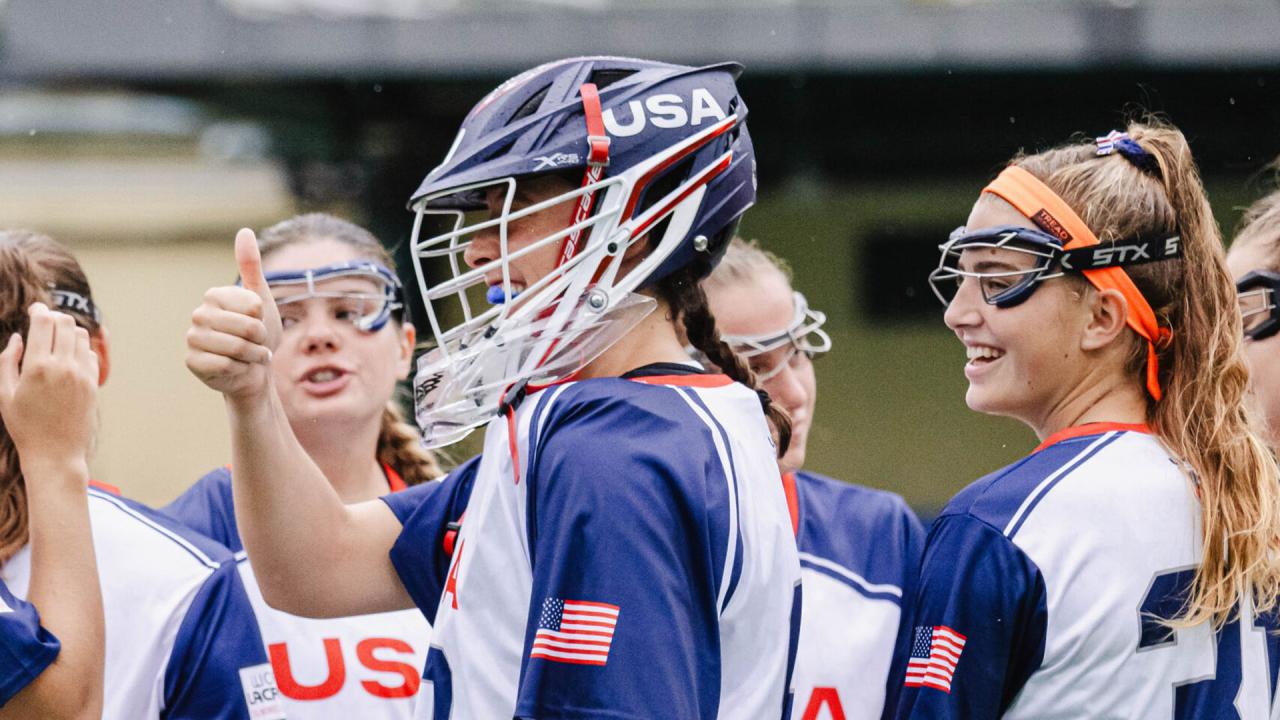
[581,82,610,169]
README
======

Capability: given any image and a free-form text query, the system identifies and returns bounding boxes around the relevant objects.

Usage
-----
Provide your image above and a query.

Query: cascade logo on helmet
[601,89,728,138]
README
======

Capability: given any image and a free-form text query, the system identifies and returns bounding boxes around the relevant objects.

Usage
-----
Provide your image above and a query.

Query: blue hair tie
[1096,130,1159,175]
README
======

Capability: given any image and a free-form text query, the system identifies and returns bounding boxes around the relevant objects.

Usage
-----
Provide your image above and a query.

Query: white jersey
[786,471,924,720]
[1,487,277,720]
[166,465,432,719]
[386,367,802,720]
[896,424,1280,719]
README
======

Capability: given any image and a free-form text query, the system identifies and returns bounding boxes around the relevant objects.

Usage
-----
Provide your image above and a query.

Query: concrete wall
[1,153,295,505]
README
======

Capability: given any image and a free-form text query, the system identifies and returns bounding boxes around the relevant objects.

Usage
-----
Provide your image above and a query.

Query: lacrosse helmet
[408,56,757,446]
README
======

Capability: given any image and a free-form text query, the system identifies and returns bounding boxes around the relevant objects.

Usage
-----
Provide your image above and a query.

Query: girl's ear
[91,326,110,387]
[395,322,415,380]
[1080,287,1130,352]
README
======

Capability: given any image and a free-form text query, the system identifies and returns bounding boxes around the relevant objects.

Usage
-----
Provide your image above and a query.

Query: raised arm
[185,229,410,617]
[0,306,104,720]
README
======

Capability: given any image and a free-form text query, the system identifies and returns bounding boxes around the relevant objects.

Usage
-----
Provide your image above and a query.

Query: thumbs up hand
[186,229,281,402]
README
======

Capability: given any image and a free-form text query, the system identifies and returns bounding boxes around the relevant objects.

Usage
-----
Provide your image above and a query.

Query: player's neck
[1028,368,1148,442]
[294,420,388,503]
[580,299,691,380]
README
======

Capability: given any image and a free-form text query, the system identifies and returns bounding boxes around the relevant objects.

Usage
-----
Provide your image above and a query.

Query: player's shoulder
[173,466,235,511]
[794,470,917,531]
[940,426,1166,535]
[90,487,235,576]
[794,471,922,600]
[531,364,751,443]
[162,466,240,551]
[384,453,481,526]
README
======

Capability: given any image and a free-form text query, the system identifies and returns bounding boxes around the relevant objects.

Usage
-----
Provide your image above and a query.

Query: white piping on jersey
[796,551,903,599]
[88,489,221,570]
[533,384,573,448]
[1001,431,1118,538]
[670,386,740,614]
[233,550,248,563]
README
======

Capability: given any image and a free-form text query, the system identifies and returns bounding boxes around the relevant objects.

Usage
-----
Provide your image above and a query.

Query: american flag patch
[904,625,967,693]
[529,598,620,666]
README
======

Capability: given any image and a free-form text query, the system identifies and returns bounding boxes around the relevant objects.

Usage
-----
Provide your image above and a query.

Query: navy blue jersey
[389,368,801,719]
[165,467,240,551]
[895,424,1280,719]
[1,487,279,719]
[167,466,432,719]
[0,577,59,707]
[788,471,924,720]
[383,456,479,626]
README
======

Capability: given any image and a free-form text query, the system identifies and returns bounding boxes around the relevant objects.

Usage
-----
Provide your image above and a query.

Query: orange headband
[982,165,1171,400]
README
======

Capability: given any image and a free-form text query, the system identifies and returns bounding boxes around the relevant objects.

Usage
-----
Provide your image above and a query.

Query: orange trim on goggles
[982,165,1170,401]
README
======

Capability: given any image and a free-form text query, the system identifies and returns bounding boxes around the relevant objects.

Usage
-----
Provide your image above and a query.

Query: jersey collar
[781,472,800,537]
[1034,422,1151,453]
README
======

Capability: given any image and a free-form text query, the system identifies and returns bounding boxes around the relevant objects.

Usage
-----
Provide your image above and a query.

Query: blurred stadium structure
[2,0,1279,513]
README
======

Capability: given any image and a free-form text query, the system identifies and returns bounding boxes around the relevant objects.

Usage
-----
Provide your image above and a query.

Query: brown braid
[375,399,443,487]
[657,266,792,458]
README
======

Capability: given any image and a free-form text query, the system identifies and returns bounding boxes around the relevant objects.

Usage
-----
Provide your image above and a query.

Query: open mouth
[965,345,1005,366]
[300,366,351,396]
[305,367,344,383]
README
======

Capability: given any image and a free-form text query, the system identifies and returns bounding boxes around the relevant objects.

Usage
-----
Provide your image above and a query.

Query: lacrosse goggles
[929,165,1180,399]
[262,261,404,333]
[719,291,832,381]
[1236,270,1280,340]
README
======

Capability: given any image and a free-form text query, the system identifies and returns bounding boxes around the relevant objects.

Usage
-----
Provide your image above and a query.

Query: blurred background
[3,0,1279,516]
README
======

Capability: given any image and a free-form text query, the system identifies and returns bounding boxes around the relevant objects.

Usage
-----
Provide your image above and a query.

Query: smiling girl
[897,124,1280,719]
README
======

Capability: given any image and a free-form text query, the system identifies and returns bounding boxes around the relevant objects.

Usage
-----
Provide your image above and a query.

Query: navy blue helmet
[408,56,757,446]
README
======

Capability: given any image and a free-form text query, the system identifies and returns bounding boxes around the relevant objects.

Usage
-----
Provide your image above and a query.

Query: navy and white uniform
[0,486,278,720]
[385,364,803,720]
[0,577,59,707]
[786,471,924,720]
[895,424,1280,719]
[166,465,432,719]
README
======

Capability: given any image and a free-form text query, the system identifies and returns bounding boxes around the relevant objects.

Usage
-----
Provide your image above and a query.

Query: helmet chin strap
[558,82,611,269]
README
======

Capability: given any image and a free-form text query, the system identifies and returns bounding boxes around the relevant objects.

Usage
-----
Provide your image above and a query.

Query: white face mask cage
[407,115,739,447]
[265,261,403,332]
[719,291,832,381]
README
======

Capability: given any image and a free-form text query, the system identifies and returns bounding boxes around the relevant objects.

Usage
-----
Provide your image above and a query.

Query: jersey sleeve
[513,395,728,720]
[893,514,1047,720]
[0,582,60,707]
[161,559,276,720]
[163,468,241,552]
[882,503,927,720]
[384,455,479,624]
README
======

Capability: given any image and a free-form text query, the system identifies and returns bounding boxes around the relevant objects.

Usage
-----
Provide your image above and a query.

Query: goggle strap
[1058,236,1181,272]
[984,165,1170,400]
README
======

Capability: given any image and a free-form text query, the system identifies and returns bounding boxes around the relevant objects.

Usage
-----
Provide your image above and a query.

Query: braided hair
[656,264,792,458]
